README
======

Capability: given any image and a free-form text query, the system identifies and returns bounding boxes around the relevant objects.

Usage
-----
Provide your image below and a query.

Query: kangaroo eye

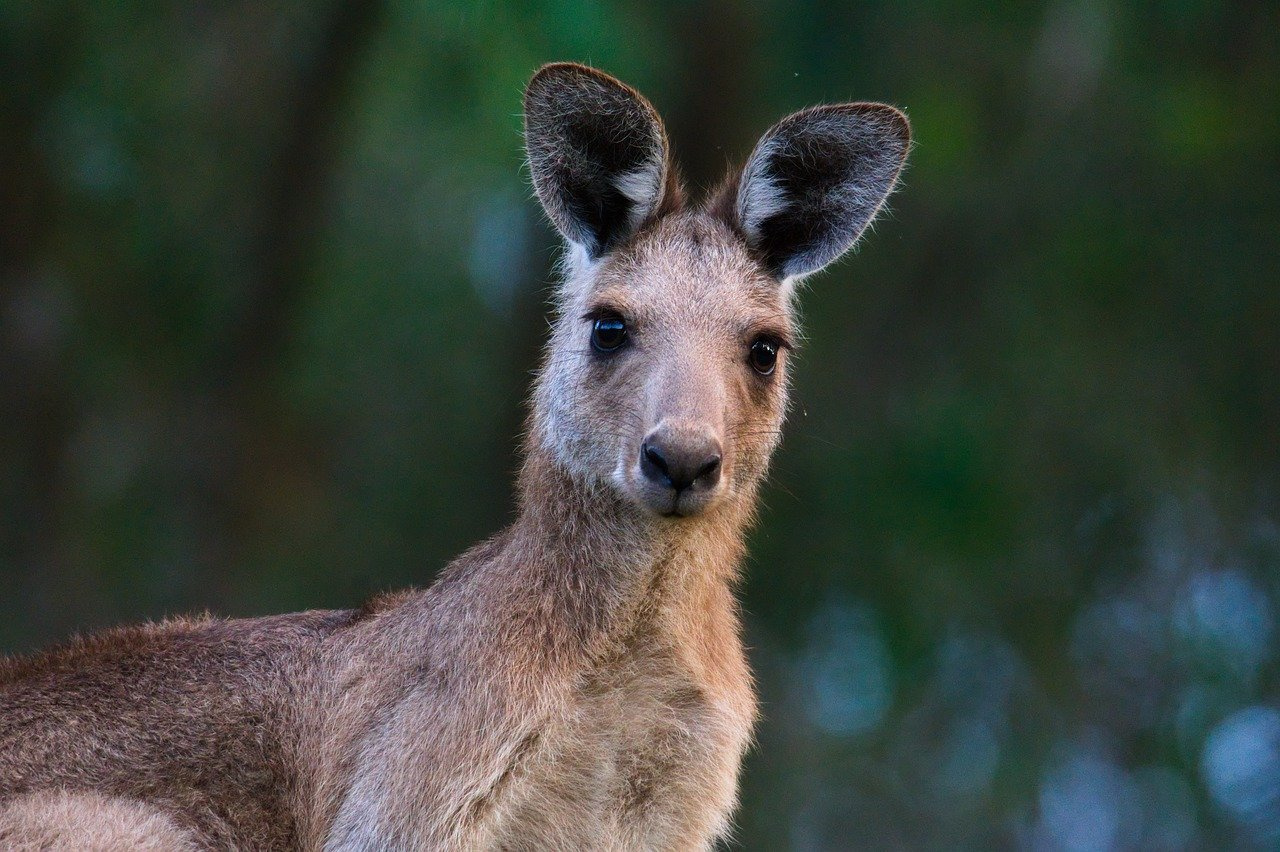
[748,338,779,376]
[591,315,627,353]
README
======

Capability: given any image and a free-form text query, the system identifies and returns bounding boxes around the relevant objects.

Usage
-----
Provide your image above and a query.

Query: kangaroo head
[524,63,909,519]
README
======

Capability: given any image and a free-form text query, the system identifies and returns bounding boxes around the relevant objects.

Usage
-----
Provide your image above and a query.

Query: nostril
[643,443,669,476]
[695,455,722,483]
[640,441,672,487]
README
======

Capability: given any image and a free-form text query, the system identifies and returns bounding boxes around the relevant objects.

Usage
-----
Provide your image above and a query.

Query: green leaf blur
[2,0,1277,847]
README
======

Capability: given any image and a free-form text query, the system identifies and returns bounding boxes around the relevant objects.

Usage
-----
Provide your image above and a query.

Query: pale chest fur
[483,623,755,850]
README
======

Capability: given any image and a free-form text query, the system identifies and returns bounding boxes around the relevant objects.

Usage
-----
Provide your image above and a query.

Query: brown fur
[0,64,908,849]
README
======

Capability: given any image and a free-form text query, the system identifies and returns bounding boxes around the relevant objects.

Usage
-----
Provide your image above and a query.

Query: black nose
[640,432,722,493]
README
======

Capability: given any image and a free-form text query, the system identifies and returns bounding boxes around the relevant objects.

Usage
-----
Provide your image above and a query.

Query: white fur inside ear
[779,273,802,302]
[613,156,663,228]
[553,240,601,305]
[736,137,789,245]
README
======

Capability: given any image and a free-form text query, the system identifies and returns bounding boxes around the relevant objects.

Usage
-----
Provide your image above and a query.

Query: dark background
[3,1,1278,847]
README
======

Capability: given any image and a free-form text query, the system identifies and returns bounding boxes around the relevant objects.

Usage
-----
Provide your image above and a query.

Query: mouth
[640,493,714,520]
[652,488,709,519]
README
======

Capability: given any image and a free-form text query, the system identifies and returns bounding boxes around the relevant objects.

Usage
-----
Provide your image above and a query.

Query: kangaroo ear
[525,63,674,260]
[730,103,910,282]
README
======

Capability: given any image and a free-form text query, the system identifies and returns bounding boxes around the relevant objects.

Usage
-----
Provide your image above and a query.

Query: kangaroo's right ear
[525,63,675,261]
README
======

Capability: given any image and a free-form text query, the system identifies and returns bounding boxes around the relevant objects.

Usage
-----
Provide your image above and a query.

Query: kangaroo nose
[640,431,722,493]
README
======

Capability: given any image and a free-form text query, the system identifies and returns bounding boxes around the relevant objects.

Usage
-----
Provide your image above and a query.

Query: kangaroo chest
[486,637,752,851]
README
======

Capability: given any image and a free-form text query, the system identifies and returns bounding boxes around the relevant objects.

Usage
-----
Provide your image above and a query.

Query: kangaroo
[0,63,908,850]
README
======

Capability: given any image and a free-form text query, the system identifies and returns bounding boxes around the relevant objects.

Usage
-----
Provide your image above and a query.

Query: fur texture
[0,63,909,850]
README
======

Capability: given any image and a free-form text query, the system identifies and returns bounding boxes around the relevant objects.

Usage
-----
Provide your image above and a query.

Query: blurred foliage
[2,0,1279,848]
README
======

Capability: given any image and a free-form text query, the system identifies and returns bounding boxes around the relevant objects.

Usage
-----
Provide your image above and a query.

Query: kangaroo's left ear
[726,103,910,283]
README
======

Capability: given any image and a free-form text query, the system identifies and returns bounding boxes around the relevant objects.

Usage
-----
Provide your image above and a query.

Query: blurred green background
[2,0,1278,848]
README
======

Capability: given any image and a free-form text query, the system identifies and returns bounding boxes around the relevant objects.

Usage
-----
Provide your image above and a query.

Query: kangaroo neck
[504,435,749,652]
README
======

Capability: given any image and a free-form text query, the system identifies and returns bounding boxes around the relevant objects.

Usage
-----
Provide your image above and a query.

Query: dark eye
[748,337,779,376]
[591,315,627,353]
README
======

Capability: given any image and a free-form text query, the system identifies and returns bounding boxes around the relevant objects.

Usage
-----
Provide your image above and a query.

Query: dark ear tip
[822,102,911,149]
[852,102,912,147]
[528,61,595,86]
[779,102,911,153]
[525,63,586,109]
[525,62,636,105]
